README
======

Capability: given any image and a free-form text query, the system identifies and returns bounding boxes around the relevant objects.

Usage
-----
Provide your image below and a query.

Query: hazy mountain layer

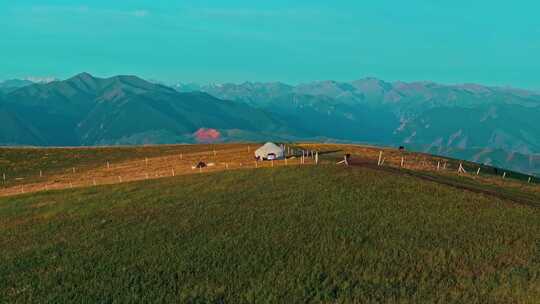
[0,79,34,94]
[0,73,297,146]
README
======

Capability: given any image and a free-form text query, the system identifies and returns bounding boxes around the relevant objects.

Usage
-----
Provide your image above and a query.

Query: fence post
[476,168,481,175]
[315,152,319,165]
[377,151,383,166]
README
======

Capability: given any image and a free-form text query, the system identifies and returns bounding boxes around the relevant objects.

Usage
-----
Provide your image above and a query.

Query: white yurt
[255,142,285,160]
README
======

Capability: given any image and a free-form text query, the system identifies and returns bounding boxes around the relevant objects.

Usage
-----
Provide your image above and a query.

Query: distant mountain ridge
[0,77,59,94]
[0,79,34,94]
[0,73,297,146]
[1,73,539,175]
[175,78,540,175]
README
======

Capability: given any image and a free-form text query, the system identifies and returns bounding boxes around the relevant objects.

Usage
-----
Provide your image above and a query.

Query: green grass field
[1,165,539,303]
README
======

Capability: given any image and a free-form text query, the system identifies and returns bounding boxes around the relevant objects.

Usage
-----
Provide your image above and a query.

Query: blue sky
[1,1,539,88]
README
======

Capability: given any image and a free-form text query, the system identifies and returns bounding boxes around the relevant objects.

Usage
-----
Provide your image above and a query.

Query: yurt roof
[255,142,283,153]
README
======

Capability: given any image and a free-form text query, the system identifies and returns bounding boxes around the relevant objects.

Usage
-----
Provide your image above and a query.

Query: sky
[1,0,539,89]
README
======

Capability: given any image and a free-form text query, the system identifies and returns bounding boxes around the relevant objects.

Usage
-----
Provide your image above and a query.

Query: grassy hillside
[0,144,246,186]
[1,165,539,303]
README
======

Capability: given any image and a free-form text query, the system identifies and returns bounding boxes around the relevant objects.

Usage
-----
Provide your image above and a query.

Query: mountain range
[1,73,539,175]
[173,79,540,176]
[0,79,35,94]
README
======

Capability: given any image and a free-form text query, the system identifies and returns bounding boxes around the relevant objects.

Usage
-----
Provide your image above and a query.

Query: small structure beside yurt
[255,142,285,160]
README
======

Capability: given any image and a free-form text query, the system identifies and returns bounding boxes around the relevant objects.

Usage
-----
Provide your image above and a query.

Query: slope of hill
[401,104,540,153]
[1,164,539,302]
[0,79,34,94]
[1,142,537,202]
[0,94,46,145]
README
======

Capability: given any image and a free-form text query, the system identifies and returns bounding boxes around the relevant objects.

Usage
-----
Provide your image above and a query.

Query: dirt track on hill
[348,157,540,209]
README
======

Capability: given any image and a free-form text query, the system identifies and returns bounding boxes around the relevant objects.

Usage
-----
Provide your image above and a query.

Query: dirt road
[348,157,540,208]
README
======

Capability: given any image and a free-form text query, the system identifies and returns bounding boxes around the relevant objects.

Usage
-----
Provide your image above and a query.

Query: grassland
[3,143,538,200]
[304,143,540,204]
[0,143,317,197]
[1,165,540,303]
[0,144,248,187]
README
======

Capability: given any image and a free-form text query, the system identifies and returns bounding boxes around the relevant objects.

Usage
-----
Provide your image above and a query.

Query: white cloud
[30,5,89,14]
[24,76,58,84]
[28,5,149,19]
[131,10,149,18]
[191,7,325,19]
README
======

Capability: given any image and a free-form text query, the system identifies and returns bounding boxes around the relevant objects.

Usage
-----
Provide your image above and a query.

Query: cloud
[131,10,149,18]
[193,8,319,19]
[28,5,149,19]
[30,5,89,14]
[24,76,58,84]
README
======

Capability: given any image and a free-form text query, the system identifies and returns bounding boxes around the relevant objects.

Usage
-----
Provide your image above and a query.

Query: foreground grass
[1,166,539,303]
